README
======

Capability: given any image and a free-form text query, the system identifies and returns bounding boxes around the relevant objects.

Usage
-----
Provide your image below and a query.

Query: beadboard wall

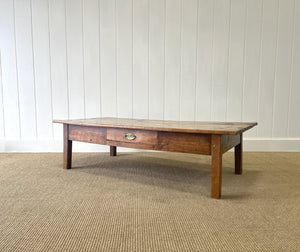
[0,0,299,152]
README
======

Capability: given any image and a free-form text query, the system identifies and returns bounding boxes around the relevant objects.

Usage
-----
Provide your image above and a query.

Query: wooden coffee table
[53,117,257,199]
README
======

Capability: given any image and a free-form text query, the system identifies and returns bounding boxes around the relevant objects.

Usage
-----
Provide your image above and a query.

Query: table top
[53,117,257,135]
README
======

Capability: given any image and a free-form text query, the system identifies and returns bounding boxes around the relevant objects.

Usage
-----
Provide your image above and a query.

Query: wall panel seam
[241,0,248,122]
[194,0,199,121]
[287,0,296,137]
[179,0,183,121]
[82,0,86,118]
[0,50,5,138]
[132,0,134,119]
[13,0,22,139]
[210,0,215,121]
[256,0,264,136]
[98,0,102,117]
[64,0,70,119]
[47,0,54,139]
[163,0,166,120]
[225,0,232,122]
[115,0,118,118]
[147,0,150,119]
[271,0,280,137]
[30,0,38,140]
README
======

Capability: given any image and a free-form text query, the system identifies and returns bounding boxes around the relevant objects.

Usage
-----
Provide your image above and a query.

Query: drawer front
[107,128,157,145]
[69,125,106,144]
[158,132,211,155]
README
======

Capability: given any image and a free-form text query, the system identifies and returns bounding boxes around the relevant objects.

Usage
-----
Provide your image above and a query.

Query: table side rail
[157,132,211,155]
[66,124,212,155]
[220,134,241,154]
[68,125,106,144]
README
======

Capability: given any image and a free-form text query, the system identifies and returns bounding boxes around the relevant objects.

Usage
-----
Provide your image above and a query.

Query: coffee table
[53,117,257,199]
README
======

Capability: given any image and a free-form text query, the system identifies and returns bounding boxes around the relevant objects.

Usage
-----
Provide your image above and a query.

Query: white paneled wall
[0,0,300,152]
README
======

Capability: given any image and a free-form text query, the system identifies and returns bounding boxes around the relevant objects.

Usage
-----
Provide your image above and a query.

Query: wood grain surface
[53,117,257,135]
[69,125,106,144]
[211,135,222,199]
[235,134,243,174]
[54,118,257,199]
[157,132,211,155]
[63,124,72,169]
[107,128,158,145]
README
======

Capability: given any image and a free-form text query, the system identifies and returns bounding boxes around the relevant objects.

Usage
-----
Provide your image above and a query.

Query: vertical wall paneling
[226,0,246,122]
[49,0,69,139]
[32,0,53,139]
[1,0,300,151]
[180,0,198,121]
[83,0,101,118]
[272,0,295,137]
[164,0,181,120]
[257,0,279,137]
[133,0,149,119]
[148,0,165,120]
[1,1,21,139]
[0,51,4,138]
[14,0,37,140]
[288,0,300,137]
[195,0,214,121]
[66,0,85,119]
[242,0,263,137]
[100,0,117,117]
[116,0,133,118]
[211,0,230,121]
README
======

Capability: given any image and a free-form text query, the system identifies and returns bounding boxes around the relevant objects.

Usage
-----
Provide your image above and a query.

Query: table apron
[67,124,241,156]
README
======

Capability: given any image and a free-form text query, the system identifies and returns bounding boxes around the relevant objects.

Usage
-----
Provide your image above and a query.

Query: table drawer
[69,125,106,144]
[158,132,211,155]
[107,128,157,145]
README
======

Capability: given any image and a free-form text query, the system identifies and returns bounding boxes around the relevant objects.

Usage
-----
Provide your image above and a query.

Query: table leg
[235,134,243,174]
[110,146,117,156]
[211,135,222,199]
[63,124,72,169]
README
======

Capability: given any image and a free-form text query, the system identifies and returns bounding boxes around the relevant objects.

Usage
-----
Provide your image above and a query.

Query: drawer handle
[124,133,136,141]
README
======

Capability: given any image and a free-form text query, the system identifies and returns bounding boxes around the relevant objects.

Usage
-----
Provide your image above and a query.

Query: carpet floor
[0,152,299,251]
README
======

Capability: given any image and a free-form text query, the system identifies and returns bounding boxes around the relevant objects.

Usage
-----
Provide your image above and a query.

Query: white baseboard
[243,138,300,152]
[0,138,299,152]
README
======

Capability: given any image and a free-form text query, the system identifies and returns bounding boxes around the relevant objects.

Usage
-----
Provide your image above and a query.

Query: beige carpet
[0,152,299,251]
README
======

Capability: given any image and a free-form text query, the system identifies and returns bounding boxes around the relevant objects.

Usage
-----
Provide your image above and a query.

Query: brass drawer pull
[124,133,136,140]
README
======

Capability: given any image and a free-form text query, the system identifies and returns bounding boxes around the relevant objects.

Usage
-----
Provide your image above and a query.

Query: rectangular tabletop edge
[53,119,257,135]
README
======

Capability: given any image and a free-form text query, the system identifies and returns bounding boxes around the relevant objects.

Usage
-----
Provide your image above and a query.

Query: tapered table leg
[235,134,243,174]
[63,124,72,169]
[110,146,117,156]
[211,135,222,199]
